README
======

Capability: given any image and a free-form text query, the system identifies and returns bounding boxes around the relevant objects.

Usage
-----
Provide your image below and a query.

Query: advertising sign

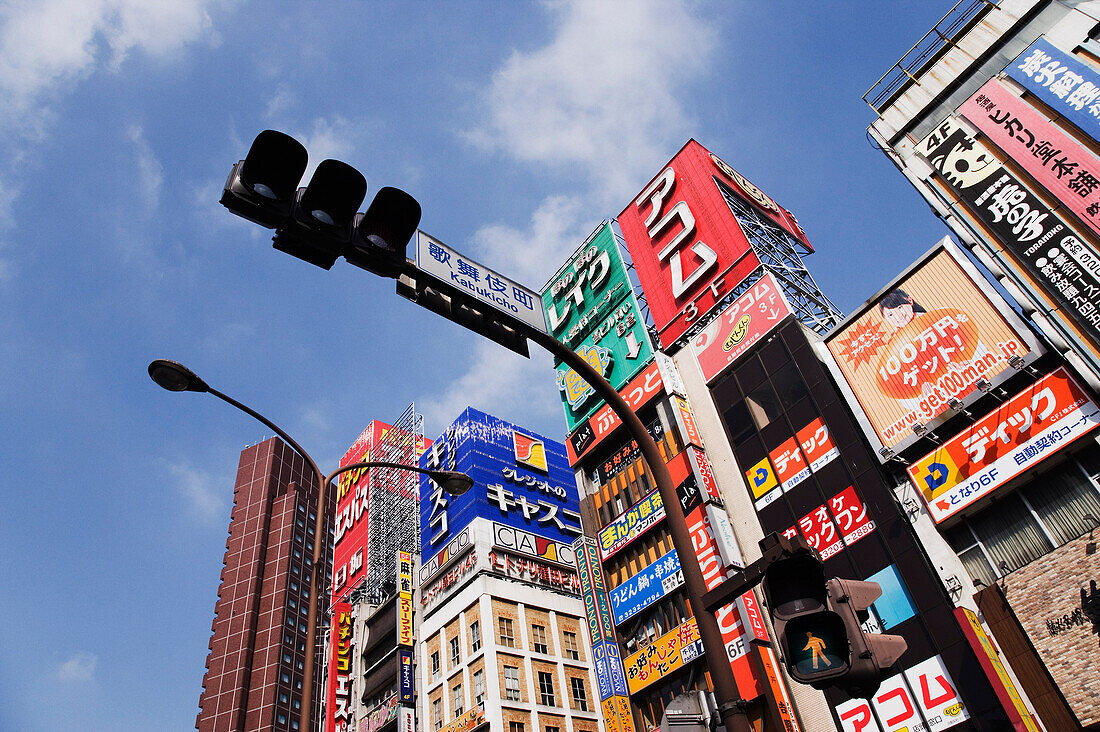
[918,116,1100,342]
[594,418,664,485]
[574,537,616,645]
[333,421,391,601]
[1007,37,1100,144]
[397,550,413,595]
[420,408,581,561]
[398,707,413,732]
[567,359,664,463]
[908,366,1100,523]
[420,550,476,610]
[440,706,486,732]
[397,593,413,646]
[691,271,794,383]
[961,79,1100,241]
[414,230,547,333]
[543,221,654,431]
[592,639,630,700]
[956,608,1041,732]
[487,550,580,594]
[770,436,810,493]
[618,140,808,348]
[745,456,781,510]
[609,548,683,625]
[782,486,876,560]
[835,653,970,732]
[602,695,637,732]
[623,619,703,694]
[361,693,399,732]
[597,487,664,561]
[824,241,1033,452]
[492,522,575,566]
[326,602,354,732]
[398,647,414,703]
[798,417,840,473]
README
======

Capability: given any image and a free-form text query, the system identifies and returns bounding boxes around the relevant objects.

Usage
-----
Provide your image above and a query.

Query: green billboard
[541,221,654,432]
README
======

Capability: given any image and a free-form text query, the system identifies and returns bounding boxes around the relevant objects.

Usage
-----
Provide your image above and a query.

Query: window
[277,713,287,725]
[281,672,291,683]
[432,698,442,731]
[546,727,560,732]
[509,723,525,732]
[499,617,515,647]
[531,624,548,654]
[291,721,299,731]
[563,631,579,660]
[473,669,485,705]
[538,671,556,706]
[570,677,588,711]
[452,684,464,717]
[504,666,521,701]
[431,651,440,680]
[450,636,461,666]
[283,652,292,664]
[470,620,481,652]
[279,692,289,704]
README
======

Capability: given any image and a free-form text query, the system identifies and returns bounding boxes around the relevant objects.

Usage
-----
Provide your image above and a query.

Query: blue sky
[0,2,953,729]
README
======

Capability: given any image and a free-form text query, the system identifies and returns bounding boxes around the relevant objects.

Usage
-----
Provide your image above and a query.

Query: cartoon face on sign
[557,345,612,411]
[875,306,981,400]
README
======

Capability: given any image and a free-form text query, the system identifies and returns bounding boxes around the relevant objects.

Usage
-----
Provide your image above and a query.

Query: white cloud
[164,460,225,522]
[419,341,561,438]
[57,651,97,682]
[467,0,716,205]
[127,124,164,216]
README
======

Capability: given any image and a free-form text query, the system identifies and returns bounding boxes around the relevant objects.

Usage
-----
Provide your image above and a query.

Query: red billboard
[691,271,794,383]
[332,421,390,602]
[566,360,664,463]
[908,366,1100,523]
[618,140,807,348]
[326,601,353,732]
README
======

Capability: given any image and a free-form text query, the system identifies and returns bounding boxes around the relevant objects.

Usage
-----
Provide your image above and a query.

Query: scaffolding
[346,403,424,606]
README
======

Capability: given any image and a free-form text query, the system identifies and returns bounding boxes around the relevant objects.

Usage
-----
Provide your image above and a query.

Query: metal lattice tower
[352,403,423,606]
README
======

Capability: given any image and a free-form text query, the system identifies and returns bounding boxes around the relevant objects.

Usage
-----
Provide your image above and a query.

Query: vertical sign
[326,601,354,732]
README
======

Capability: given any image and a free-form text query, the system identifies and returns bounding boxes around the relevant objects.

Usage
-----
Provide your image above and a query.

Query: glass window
[531,624,548,654]
[1022,460,1100,545]
[538,671,556,706]
[432,698,442,731]
[450,636,461,666]
[470,620,481,652]
[431,651,440,680]
[563,631,580,660]
[505,666,522,701]
[452,684,463,717]
[279,692,288,704]
[744,380,782,431]
[721,400,756,447]
[770,361,809,409]
[509,723,525,732]
[570,677,588,711]
[970,492,1052,574]
[473,669,485,705]
[499,617,515,647]
[277,713,287,725]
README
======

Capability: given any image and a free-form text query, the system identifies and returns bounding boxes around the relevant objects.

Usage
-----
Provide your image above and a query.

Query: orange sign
[825,243,1032,451]
[623,619,703,694]
[601,695,636,732]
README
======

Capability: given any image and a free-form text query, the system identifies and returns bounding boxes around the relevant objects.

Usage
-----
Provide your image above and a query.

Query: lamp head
[148,359,210,393]
[429,469,474,496]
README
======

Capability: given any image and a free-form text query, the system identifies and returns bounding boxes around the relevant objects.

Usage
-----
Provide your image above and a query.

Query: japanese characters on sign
[835,654,970,732]
[918,116,1100,342]
[361,692,399,732]
[609,548,684,626]
[439,707,486,732]
[420,408,581,561]
[542,221,654,431]
[420,551,477,610]
[770,436,811,493]
[960,79,1100,241]
[797,417,840,473]
[691,271,794,383]
[1006,38,1100,166]
[601,695,637,732]
[592,640,630,700]
[333,421,392,601]
[397,593,413,646]
[414,230,547,333]
[326,602,354,732]
[594,418,664,485]
[823,242,1033,452]
[397,550,413,595]
[487,550,581,594]
[955,608,1042,732]
[598,487,665,562]
[908,366,1100,523]
[747,417,838,510]
[567,360,664,463]
[398,648,414,703]
[574,537,616,646]
[781,486,876,560]
[623,619,704,694]
[618,140,809,348]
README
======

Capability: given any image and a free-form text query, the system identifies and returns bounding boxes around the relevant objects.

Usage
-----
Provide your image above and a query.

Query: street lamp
[148,359,471,731]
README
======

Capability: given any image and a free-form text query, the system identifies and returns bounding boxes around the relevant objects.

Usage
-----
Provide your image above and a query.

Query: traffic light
[220,130,308,228]
[824,578,907,698]
[222,130,421,274]
[345,186,422,278]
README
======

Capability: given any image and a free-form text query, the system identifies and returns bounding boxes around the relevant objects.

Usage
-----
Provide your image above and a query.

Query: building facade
[866,1,1100,728]
[196,437,333,732]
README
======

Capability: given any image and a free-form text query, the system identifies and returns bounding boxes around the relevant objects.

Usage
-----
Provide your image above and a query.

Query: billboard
[781,486,877,561]
[623,619,704,694]
[567,359,665,463]
[1006,37,1100,145]
[414,230,547,333]
[542,221,654,431]
[333,421,391,601]
[908,366,1100,523]
[326,602,354,732]
[618,140,810,348]
[691,271,794,383]
[419,408,581,561]
[608,548,683,626]
[823,240,1035,453]
[576,536,630,704]
[917,115,1100,342]
[961,79,1100,241]
[597,487,664,561]
[835,654,970,732]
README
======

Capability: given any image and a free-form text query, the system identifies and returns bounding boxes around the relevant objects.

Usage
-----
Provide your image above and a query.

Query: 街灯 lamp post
[147,358,472,731]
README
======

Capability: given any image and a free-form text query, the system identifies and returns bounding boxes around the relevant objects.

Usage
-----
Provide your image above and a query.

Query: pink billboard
[961,79,1100,240]
[690,271,793,384]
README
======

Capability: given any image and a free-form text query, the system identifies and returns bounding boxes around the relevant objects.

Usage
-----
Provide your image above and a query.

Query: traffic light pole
[522,326,753,732]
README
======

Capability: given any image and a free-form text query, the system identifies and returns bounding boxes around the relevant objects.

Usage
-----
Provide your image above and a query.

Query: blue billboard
[419,407,582,562]
[608,548,683,626]
[592,639,629,701]
[1006,37,1100,144]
